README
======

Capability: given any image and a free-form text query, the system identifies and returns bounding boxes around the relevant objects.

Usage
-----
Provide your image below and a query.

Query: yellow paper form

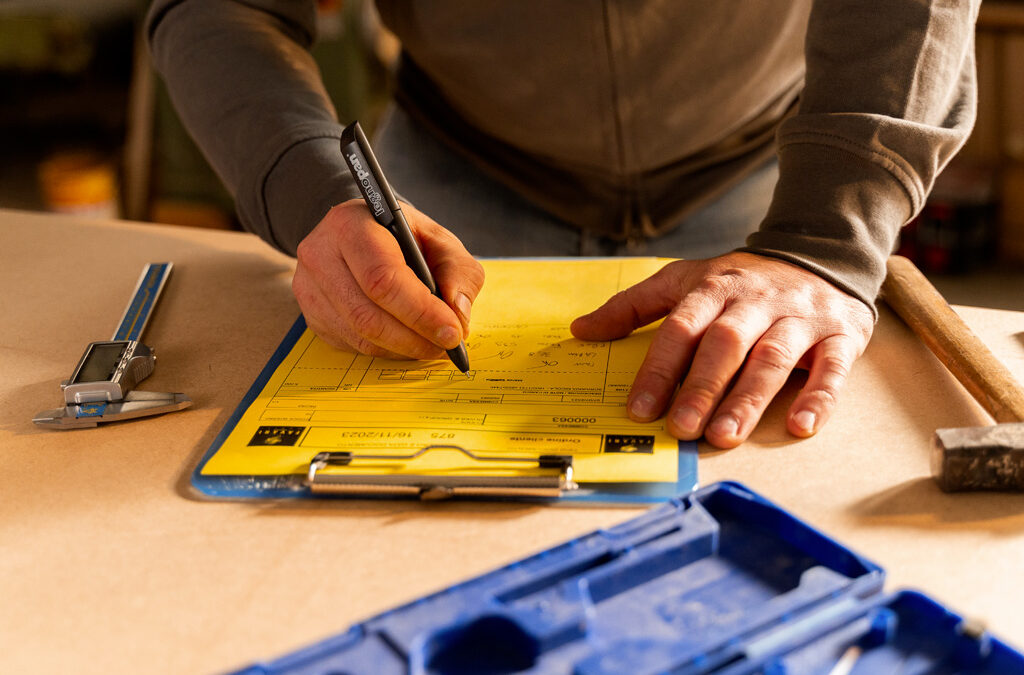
[201,258,680,484]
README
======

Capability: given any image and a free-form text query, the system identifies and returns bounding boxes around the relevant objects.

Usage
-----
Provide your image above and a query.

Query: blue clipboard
[192,316,698,504]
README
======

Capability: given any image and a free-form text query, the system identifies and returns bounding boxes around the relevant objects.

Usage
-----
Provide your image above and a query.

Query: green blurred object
[0,14,93,74]
[312,0,394,133]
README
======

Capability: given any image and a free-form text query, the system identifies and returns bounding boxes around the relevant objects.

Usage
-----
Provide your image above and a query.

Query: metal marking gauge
[33,263,191,429]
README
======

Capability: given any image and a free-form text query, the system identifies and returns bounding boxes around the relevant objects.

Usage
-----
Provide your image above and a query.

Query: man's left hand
[570,252,874,448]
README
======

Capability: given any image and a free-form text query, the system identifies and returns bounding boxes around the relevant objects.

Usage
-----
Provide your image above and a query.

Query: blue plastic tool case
[234,482,1024,674]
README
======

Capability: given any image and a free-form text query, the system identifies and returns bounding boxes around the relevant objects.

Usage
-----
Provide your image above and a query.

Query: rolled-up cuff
[242,128,363,255]
[739,141,913,318]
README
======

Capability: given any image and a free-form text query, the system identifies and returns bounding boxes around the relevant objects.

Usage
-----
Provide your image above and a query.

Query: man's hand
[570,252,874,448]
[293,199,485,359]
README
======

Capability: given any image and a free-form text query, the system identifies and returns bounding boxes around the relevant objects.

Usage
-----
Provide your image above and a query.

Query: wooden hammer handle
[881,255,1024,424]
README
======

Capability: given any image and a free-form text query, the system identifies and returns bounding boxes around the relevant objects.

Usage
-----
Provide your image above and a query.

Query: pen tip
[448,342,470,374]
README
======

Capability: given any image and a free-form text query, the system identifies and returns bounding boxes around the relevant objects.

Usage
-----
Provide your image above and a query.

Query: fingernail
[793,410,816,434]
[455,292,472,322]
[709,415,739,439]
[436,325,460,349]
[672,406,702,435]
[629,392,658,419]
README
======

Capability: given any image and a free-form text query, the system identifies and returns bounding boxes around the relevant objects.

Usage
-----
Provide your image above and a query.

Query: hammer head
[932,423,1024,492]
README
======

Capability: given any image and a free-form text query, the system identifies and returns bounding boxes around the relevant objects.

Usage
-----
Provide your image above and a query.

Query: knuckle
[848,309,875,338]
[343,328,389,357]
[705,319,747,348]
[748,340,797,373]
[346,301,386,342]
[697,273,733,297]
[351,337,383,356]
[331,335,362,354]
[329,199,364,222]
[361,263,402,304]
[306,318,359,355]
[431,224,460,247]
[662,310,701,339]
[613,289,642,323]
[639,358,682,389]
[408,304,435,333]
[808,373,848,408]
[451,258,486,297]
[290,273,308,301]
[818,353,851,381]
[291,277,323,316]
[805,386,840,409]
[295,236,326,269]
[364,344,395,359]
[292,287,316,314]
[726,389,769,414]
[468,259,486,288]
[680,374,721,403]
[636,349,686,392]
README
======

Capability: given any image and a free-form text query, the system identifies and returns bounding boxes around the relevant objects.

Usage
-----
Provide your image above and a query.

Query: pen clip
[306,444,577,500]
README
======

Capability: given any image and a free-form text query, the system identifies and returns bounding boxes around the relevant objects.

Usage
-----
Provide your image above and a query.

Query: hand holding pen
[291,122,484,369]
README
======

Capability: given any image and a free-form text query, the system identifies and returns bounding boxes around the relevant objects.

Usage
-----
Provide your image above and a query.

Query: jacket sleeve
[740,0,980,313]
[146,0,362,254]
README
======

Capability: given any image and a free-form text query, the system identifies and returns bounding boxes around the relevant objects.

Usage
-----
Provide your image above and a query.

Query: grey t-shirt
[147,0,979,311]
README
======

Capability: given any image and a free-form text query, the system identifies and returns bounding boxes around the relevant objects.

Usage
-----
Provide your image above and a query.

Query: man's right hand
[293,199,485,359]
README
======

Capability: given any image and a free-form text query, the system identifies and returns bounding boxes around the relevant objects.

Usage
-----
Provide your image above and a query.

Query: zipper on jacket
[601,0,642,245]
[601,0,652,247]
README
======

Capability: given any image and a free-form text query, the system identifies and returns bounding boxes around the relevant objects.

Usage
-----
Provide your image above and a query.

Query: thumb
[571,262,688,340]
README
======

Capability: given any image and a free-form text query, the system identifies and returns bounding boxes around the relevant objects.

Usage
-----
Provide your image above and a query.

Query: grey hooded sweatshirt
[147,0,979,311]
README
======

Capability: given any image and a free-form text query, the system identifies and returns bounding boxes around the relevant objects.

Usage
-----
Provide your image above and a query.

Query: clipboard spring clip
[306,444,577,500]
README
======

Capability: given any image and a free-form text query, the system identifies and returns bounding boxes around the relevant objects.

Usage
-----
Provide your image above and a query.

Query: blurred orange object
[38,151,119,218]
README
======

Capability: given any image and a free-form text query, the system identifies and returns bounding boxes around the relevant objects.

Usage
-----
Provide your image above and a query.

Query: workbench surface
[3,209,1023,674]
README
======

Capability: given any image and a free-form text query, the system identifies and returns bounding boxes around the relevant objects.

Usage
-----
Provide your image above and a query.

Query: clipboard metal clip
[306,444,577,500]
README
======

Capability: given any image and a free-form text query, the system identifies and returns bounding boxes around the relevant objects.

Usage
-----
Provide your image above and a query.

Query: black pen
[340,120,470,373]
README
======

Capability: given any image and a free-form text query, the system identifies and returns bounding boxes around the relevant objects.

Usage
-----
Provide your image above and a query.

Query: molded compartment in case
[233,482,1022,675]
